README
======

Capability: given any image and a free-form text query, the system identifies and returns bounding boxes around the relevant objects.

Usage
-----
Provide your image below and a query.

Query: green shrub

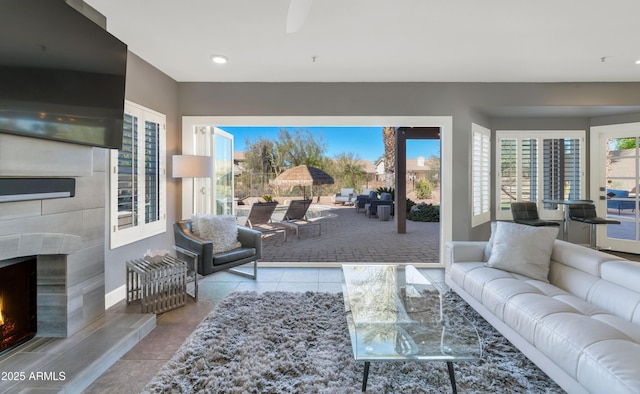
[407,203,440,222]
[415,178,434,199]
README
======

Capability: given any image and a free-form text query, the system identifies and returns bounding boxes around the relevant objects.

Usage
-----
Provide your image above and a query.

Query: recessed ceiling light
[635,59,640,65]
[211,55,228,64]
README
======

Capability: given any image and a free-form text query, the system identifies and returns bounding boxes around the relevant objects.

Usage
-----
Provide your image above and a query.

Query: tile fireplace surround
[0,133,108,342]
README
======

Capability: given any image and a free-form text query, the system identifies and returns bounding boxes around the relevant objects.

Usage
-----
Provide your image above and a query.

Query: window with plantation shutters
[110,101,166,249]
[495,130,584,220]
[472,124,491,227]
[117,113,138,230]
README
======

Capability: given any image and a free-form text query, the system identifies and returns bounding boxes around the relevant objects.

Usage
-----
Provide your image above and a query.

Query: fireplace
[0,256,37,353]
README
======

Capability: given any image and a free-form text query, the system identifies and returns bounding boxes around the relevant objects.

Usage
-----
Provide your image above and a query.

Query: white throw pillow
[190,214,203,235]
[483,221,498,262]
[192,214,241,254]
[485,222,558,282]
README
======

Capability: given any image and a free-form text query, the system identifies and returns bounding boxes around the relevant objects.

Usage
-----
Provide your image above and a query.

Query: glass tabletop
[342,264,482,362]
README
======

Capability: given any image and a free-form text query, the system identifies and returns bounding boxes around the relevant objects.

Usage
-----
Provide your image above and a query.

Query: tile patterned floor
[83,266,445,393]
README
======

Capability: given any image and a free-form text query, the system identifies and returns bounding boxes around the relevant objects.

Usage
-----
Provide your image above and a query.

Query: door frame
[591,122,640,253]
[182,115,453,266]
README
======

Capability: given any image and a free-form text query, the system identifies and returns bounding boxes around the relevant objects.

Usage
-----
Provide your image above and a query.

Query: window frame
[495,130,585,221]
[109,101,166,249]
[471,123,491,227]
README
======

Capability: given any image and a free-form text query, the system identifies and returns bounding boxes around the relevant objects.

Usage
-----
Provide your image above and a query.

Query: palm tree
[382,126,396,188]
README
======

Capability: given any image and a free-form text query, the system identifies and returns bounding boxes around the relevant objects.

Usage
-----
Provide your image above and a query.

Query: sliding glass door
[181,121,234,218]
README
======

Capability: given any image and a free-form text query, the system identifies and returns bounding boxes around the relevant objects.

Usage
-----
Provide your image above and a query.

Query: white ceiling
[84,0,640,83]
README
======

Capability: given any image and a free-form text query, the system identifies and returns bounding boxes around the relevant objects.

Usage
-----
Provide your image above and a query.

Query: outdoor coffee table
[342,264,482,393]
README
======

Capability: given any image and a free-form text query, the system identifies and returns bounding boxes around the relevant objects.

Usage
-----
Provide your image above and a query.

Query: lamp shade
[172,155,213,178]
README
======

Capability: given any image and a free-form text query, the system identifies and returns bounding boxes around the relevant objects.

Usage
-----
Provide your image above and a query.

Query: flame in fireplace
[0,296,4,326]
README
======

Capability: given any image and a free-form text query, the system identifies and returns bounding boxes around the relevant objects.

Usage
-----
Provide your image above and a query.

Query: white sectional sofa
[445,229,640,394]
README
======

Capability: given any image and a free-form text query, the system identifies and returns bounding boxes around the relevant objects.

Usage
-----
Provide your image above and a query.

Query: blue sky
[218,126,440,162]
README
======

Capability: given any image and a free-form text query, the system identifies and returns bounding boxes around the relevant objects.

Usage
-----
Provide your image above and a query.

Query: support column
[396,130,407,234]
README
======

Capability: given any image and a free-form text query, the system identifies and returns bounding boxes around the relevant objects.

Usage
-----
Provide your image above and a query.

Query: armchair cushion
[213,247,257,265]
[192,214,241,254]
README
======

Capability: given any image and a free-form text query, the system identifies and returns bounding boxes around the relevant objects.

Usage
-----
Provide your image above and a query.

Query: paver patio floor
[257,203,441,264]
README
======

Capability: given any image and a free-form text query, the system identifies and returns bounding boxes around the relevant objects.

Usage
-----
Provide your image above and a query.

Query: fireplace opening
[0,256,37,353]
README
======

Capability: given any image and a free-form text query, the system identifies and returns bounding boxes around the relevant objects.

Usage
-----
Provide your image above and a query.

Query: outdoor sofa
[607,189,636,214]
[332,188,354,204]
[445,222,640,394]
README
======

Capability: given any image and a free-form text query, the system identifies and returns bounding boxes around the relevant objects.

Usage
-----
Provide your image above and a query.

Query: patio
[243,202,441,264]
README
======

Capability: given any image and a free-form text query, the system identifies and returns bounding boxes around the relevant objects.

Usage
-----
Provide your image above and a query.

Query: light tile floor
[83,266,445,393]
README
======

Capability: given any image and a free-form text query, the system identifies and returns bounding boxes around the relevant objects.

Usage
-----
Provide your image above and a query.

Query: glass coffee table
[342,264,482,393]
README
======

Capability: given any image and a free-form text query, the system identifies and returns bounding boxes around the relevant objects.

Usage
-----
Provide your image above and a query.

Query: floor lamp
[172,155,213,218]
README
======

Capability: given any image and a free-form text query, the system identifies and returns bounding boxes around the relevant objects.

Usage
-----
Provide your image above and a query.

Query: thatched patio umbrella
[272,165,334,200]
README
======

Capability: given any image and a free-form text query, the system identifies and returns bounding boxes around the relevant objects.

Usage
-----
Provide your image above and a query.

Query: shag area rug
[143,291,564,393]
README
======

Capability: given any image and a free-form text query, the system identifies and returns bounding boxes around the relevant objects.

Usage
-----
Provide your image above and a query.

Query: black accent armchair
[173,220,262,279]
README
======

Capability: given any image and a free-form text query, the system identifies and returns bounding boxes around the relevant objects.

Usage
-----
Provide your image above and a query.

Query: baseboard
[105,285,126,309]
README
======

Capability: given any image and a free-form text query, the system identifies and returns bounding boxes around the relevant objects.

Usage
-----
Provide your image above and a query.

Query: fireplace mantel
[0,233,82,261]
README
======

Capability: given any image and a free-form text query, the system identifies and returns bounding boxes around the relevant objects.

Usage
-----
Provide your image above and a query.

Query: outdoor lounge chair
[278,199,321,238]
[245,202,288,240]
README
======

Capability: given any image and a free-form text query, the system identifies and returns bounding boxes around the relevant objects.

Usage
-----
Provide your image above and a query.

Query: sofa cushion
[486,222,558,282]
[600,260,640,293]
[551,240,617,277]
[577,340,640,394]
[587,278,640,323]
[533,313,637,386]
[192,214,241,254]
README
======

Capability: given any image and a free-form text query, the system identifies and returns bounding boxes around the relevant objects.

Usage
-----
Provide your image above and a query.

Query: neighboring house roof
[407,157,433,172]
[356,160,376,174]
